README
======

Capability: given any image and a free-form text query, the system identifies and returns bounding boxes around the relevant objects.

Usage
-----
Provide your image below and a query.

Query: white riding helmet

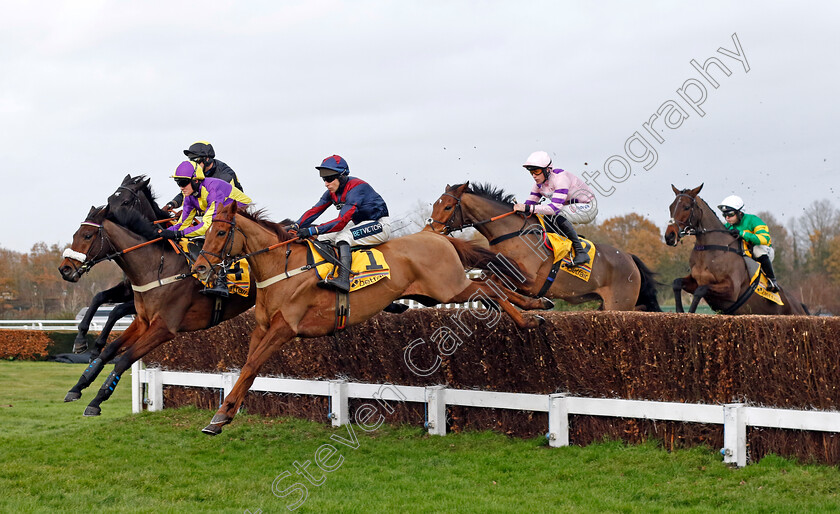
[523,151,552,169]
[717,195,745,212]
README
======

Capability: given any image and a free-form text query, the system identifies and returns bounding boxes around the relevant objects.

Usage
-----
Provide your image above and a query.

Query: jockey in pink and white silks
[513,151,598,267]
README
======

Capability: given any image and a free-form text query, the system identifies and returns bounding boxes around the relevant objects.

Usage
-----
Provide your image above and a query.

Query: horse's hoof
[210,413,232,425]
[83,405,101,417]
[535,315,546,325]
[72,341,88,354]
[64,391,82,402]
[540,297,554,310]
[201,424,223,436]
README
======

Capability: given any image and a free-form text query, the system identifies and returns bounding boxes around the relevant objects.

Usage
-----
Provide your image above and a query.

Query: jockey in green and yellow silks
[160,161,251,240]
[718,195,778,292]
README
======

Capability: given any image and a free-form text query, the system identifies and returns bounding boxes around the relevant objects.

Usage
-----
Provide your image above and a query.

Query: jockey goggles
[174,177,191,187]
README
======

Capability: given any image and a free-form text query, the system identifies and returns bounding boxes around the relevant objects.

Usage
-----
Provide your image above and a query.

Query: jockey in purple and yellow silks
[512,151,598,267]
[160,160,251,241]
[290,155,391,293]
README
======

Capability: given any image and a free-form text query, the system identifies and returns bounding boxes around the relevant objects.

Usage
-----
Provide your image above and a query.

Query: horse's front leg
[64,320,144,402]
[83,318,175,416]
[89,300,136,362]
[203,315,295,435]
[73,285,124,353]
[687,285,709,313]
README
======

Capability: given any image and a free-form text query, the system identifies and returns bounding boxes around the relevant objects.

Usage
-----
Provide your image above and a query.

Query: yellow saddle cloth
[178,240,251,297]
[538,216,596,282]
[308,241,391,292]
[749,265,784,306]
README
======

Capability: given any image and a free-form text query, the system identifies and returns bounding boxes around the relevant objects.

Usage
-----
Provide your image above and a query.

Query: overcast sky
[2,1,837,253]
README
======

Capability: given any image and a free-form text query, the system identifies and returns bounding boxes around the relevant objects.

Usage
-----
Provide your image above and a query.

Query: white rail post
[548,393,570,448]
[723,403,747,467]
[146,367,163,412]
[221,372,240,402]
[426,385,447,436]
[131,360,144,414]
[329,379,349,427]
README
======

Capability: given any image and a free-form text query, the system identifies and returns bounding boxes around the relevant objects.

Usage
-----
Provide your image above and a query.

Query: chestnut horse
[191,202,553,435]
[425,183,661,311]
[664,184,808,315]
[58,198,256,416]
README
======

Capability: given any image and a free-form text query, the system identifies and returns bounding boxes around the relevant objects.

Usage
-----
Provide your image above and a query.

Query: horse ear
[122,174,131,185]
[141,177,150,188]
[690,183,704,196]
[671,184,680,195]
[445,183,451,190]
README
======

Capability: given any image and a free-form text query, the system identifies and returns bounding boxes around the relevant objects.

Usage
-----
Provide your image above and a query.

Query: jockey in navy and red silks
[292,155,391,293]
[159,160,251,240]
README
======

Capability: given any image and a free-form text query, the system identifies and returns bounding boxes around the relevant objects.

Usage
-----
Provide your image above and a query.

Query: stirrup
[765,278,779,293]
[202,275,230,297]
[571,249,589,267]
[318,276,350,293]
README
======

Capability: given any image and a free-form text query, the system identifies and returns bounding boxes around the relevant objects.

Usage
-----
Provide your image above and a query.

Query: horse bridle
[668,193,701,239]
[196,217,249,275]
[62,221,117,277]
[427,193,466,235]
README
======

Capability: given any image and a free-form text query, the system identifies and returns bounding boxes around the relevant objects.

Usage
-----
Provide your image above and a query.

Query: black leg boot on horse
[756,254,779,292]
[319,241,352,293]
[554,216,590,267]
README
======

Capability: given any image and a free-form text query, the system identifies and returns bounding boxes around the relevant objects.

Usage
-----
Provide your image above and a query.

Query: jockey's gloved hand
[729,228,741,239]
[289,222,300,232]
[297,227,317,240]
[163,202,177,212]
[160,230,182,241]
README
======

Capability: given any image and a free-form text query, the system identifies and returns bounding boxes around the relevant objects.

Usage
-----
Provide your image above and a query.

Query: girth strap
[537,260,564,297]
[131,274,187,292]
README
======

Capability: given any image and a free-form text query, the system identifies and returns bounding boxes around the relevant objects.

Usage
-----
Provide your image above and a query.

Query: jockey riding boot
[556,217,590,267]
[203,271,230,297]
[756,254,779,293]
[321,241,352,293]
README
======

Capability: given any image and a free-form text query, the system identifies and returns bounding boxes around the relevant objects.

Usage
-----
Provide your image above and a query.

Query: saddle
[304,239,391,292]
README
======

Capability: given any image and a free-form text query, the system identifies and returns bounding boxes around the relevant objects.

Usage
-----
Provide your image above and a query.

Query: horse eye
[83,234,92,240]
[217,230,226,237]
[444,206,452,211]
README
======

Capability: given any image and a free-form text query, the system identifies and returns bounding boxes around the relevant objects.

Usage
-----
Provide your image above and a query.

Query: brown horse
[58,200,257,416]
[425,182,661,311]
[664,184,808,315]
[191,202,553,435]
[68,175,167,357]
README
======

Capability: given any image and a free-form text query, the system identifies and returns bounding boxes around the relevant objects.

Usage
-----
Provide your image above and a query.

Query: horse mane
[463,182,516,207]
[110,208,169,244]
[128,175,171,220]
[693,194,725,227]
[237,207,294,241]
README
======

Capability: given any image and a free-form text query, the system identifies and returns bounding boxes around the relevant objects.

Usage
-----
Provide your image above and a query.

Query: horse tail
[445,236,525,285]
[631,254,662,312]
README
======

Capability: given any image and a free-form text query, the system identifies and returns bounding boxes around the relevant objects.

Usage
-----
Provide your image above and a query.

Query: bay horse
[425,182,661,311]
[191,202,554,435]
[664,184,808,315]
[67,175,168,358]
[57,187,257,416]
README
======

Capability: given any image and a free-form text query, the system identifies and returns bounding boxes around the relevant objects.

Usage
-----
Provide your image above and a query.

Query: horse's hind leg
[83,319,175,416]
[447,282,544,329]
[73,283,130,354]
[64,320,144,403]
[673,278,685,313]
[203,317,295,435]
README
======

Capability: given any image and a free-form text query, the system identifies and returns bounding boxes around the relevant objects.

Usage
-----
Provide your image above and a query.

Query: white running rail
[129,361,840,467]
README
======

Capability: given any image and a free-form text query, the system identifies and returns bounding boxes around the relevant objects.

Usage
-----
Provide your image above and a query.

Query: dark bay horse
[57,191,257,416]
[66,175,166,358]
[664,184,808,315]
[191,202,554,435]
[425,183,661,311]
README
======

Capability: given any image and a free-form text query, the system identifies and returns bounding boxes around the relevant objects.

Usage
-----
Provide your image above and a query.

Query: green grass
[2,361,840,512]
